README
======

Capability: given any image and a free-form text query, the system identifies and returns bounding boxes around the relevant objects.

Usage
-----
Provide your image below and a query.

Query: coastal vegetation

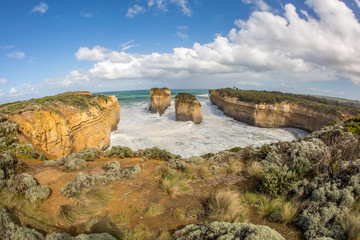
[0,91,360,239]
[0,91,109,115]
[211,88,360,114]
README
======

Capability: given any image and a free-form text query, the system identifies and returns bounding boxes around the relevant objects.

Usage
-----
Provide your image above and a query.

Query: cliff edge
[149,88,171,115]
[175,93,202,124]
[2,92,120,158]
[210,88,359,132]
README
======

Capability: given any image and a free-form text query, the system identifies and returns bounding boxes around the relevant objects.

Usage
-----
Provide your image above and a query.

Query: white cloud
[0,78,7,85]
[75,46,108,61]
[238,81,263,86]
[80,11,93,18]
[0,45,14,49]
[178,25,189,30]
[176,32,188,39]
[120,40,139,51]
[126,5,146,18]
[242,0,271,11]
[8,84,36,97]
[7,51,25,59]
[354,0,360,9]
[147,0,191,16]
[59,0,360,90]
[31,2,48,15]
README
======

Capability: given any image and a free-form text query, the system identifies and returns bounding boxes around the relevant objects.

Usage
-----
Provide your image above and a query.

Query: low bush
[62,163,141,198]
[45,148,100,171]
[143,147,181,161]
[173,221,285,240]
[103,146,133,158]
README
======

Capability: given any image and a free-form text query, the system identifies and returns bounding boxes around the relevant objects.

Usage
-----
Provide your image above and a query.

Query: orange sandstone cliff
[209,89,349,132]
[149,88,171,115]
[7,92,120,158]
[175,93,202,124]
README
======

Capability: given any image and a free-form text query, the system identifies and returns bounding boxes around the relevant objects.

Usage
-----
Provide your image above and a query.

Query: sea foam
[109,94,308,158]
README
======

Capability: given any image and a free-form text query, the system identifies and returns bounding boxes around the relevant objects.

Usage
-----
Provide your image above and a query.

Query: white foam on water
[110,97,308,158]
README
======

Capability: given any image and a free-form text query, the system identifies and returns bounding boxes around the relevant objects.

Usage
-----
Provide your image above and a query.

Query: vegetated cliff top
[175,92,201,105]
[210,88,360,114]
[150,87,170,96]
[0,92,110,115]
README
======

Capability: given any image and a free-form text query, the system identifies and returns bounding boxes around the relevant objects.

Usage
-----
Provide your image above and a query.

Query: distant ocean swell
[103,90,308,158]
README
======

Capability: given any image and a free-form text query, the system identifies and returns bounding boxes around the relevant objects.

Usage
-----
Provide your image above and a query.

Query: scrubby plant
[63,158,87,172]
[259,163,297,197]
[0,207,45,239]
[173,221,285,240]
[62,164,141,198]
[143,147,181,161]
[45,148,100,171]
[206,191,244,223]
[25,185,52,203]
[103,146,133,158]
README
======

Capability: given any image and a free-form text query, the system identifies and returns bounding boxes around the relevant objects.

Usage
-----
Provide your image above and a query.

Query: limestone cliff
[149,88,171,115]
[209,89,352,132]
[175,93,202,124]
[6,92,120,158]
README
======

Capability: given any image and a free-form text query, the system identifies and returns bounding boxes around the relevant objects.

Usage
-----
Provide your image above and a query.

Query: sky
[1,0,360,104]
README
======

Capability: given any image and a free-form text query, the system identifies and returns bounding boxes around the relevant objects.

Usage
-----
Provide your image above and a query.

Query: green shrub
[103,146,133,158]
[173,221,285,240]
[143,147,181,161]
[63,158,87,172]
[25,185,52,203]
[260,163,297,197]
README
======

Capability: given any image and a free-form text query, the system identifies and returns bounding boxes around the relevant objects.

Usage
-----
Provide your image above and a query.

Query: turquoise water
[101,89,308,157]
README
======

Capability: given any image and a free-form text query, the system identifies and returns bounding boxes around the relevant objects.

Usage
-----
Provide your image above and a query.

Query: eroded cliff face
[175,93,202,124]
[210,90,344,132]
[8,93,120,158]
[149,88,171,115]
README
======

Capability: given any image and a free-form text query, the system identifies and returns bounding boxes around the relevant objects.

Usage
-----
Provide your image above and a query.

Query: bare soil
[12,157,303,239]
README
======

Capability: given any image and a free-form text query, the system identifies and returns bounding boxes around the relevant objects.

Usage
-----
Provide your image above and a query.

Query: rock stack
[174,93,202,124]
[149,88,171,116]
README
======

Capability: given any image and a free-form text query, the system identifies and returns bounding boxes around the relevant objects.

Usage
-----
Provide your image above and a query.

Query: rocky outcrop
[209,90,347,132]
[175,93,202,124]
[7,93,120,158]
[149,88,171,115]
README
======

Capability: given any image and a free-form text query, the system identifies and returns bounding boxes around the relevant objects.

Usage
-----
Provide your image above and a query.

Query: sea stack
[149,88,171,116]
[174,93,202,124]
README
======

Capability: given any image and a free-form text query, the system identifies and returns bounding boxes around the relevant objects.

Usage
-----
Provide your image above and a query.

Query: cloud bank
[58,0,360,89]
[31,2,48,15]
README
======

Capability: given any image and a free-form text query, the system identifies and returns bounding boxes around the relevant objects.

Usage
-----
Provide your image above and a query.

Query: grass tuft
[206,191,244,222]
[113,211,130,225]
[173,208,185,220]
[342,213,360,240]
[160,174,190,197]
[58,204,85,225]
[143,203,165,217]
[245,161,263,179]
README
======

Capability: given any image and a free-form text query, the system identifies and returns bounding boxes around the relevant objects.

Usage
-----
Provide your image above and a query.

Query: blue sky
[1,0,360,103]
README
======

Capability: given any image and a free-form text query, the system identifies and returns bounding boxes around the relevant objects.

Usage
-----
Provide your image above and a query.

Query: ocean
[102,89,308,158]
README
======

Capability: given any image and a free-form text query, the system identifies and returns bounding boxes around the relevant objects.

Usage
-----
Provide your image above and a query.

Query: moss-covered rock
[173,221,285,240]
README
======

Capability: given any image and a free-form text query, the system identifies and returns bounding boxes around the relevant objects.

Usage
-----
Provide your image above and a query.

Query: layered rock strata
[8,92,120,158]
[209,90,345,132]
[175,93,202,124]
[149,88,171,115]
